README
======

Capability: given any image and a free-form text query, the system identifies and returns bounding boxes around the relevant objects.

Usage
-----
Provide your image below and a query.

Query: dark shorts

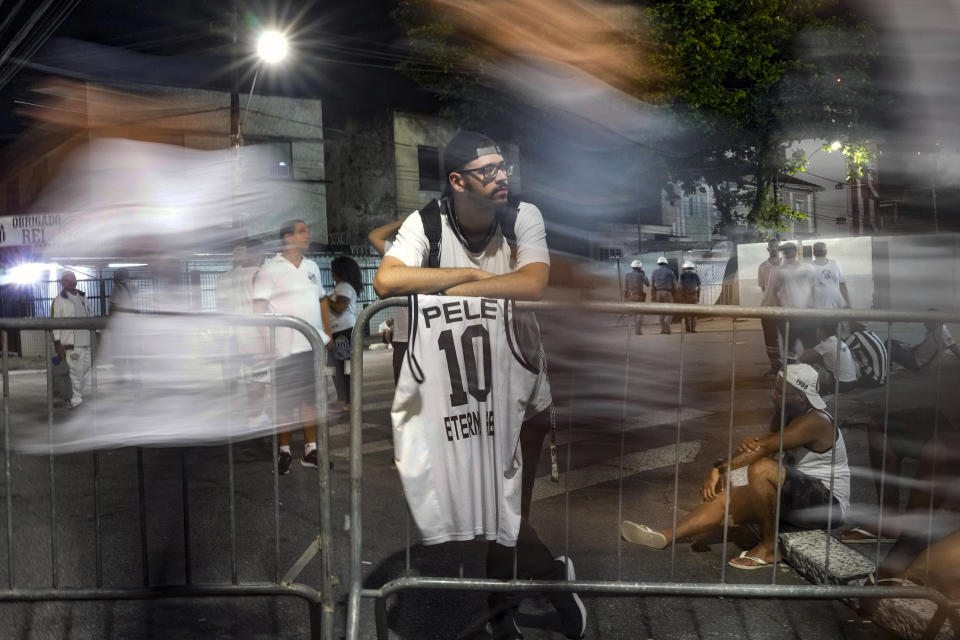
[275,351,318,410]
[780,467,842,528]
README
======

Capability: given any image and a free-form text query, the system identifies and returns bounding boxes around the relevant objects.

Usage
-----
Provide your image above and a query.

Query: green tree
[648,0,879,235]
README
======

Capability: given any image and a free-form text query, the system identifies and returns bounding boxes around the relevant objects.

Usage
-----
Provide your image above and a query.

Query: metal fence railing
[347,299,960,640]
[0,313,335,640]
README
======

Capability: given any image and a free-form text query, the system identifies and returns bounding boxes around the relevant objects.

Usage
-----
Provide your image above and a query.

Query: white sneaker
[68,398,83,409]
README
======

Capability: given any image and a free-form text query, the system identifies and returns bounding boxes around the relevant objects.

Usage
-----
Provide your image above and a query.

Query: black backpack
[419,197,520,268]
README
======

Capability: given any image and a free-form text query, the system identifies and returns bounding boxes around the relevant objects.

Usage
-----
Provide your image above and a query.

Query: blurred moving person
[51,270,93,409]
[622,364,850,569]
[650,256,676,334]
[374,131,585,640]
[218,238,270,429]
[678,261,701,333]
[253,220,332,474]
[840,408,959,552]
[323,255,363,412]
[762,242,818,356]
[108,267,140,385]
[811,242,851,310]
[758,239,782,376]
[624,259,649,335]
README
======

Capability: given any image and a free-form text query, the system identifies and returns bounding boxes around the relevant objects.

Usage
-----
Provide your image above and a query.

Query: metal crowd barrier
[0,313,335,640]
[347,298,960,640]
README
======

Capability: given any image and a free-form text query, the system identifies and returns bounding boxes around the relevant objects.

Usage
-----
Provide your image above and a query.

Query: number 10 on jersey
[437,325,492,407]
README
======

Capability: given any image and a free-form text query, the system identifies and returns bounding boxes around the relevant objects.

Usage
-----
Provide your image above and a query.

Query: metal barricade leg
[309,596,326,640]
[2,330,13,589]
[719,318,738,585]
[375,596,390,640]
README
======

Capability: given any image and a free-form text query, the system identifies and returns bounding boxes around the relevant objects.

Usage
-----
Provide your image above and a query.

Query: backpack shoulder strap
[496,196,521,268]
[419,198,442,268]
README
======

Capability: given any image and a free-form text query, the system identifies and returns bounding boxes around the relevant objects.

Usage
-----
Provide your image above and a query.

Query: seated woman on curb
[622,364,851,569]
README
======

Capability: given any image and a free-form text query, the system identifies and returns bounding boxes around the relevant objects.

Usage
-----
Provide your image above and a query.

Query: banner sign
[0,214,76,249]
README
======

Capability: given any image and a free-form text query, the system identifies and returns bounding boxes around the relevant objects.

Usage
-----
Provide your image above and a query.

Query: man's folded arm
[443,262,549,301]
[373,255,495,297]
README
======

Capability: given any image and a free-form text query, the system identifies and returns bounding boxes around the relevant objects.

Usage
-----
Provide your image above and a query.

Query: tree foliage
[648,0,879,235]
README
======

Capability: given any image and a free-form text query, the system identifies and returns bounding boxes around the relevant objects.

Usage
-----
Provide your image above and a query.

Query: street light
[256,30,289,64]
[237,29,290,144]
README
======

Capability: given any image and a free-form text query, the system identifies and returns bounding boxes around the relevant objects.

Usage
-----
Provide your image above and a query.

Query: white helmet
[630,260,643,269]
[656,256,668,265]
[682,261,695,269]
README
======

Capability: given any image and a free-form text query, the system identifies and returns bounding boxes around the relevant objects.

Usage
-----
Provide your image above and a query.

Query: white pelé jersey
[392,294,541,546]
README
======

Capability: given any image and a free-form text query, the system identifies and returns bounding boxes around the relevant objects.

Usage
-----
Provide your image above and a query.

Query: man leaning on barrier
[373,130,586,640]
[622,364,851,570]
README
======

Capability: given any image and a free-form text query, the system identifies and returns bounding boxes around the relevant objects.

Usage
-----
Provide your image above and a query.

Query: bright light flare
[257,30,289,64]
[3,262,59,285]
[829,140,843,151]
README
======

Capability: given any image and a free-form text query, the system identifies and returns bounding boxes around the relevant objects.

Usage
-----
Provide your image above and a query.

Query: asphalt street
[0,315,955,639]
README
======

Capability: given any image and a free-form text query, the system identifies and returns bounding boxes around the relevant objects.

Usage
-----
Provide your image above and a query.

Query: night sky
[0,0,435,148]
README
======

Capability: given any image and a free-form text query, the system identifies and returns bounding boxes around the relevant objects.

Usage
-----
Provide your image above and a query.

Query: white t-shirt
[812,258,846,309]
[328,281,358,333]
[814,336,858,383]
[252,254,329,358]
[51,291,92,348]
[385,202,552,417]
[762,261,817,309]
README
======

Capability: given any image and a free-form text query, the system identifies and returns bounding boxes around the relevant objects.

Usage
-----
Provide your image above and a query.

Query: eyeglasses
[458,162,514,181]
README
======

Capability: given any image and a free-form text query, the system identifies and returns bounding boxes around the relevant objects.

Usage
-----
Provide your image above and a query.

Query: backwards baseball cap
[441,131,502,175]
[780,364,826,410]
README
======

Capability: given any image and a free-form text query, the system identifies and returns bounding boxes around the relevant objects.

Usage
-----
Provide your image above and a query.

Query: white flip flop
[621,521,668,549]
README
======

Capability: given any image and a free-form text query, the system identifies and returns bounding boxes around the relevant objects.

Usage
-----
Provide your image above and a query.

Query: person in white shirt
[252,220,332,475]
[323,255,362,412]
[373,131,584,640]
[108,267,140,385]
[799,321,859,393]
[367,220,408,382]
[761,242,818,354]
[810,242,851,309]
[51,270,93,409]
[218,239,269,427]
[758,239,782,376]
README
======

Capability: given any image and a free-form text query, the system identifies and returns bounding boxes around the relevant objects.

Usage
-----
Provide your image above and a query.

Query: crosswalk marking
[532,440,702,501]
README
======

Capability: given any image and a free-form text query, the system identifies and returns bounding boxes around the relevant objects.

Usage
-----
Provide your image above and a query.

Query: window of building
[418,146,442,192]
[790,193,814,233]
[596,247,623,261]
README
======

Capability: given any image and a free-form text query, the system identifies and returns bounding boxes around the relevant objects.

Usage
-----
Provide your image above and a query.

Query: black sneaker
[485,610,523,640]
[301,449,318,469]
[552,556,586,639]
[277,451,292,475]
